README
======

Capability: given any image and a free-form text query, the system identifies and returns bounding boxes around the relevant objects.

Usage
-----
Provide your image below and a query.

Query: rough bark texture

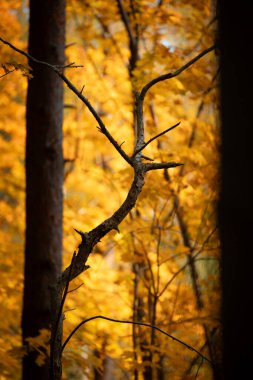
[218,1,253,379]
[22,1,65,379]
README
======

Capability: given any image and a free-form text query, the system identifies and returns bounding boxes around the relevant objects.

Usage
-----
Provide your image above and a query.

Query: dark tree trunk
[218,2,253,379]
[22,1,65,379]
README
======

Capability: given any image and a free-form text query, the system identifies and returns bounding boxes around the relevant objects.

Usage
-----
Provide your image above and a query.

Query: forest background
[0,0,220,379]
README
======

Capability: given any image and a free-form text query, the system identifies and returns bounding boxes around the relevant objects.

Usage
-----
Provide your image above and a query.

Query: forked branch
[0,36,216,287]
[133,121,181,157]
[0,36,215,374]
[0,37,183,287]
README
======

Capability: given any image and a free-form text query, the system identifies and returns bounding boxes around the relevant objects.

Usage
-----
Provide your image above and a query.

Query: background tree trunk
[218,1,253,379]
[22,1,65,379]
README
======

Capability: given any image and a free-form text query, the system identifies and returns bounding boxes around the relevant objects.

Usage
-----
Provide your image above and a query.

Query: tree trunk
[22,1,65,379]
[218,1,253,379]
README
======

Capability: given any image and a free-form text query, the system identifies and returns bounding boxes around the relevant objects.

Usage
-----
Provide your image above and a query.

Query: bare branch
[144,162,183,172]
[1,36,185,305]
[80,84,85,94]
[58,62,83,69]
[67,283,84,294]
[0,36,57,70]
[1,32,216,377]
[141,154,154,161]
[61,315,213,365]
[57,75,133,166]
[133,121,181,157]
[61,169,145,285]
[0,68,16,79]
[0,37,132,166]
[139,45,217,101]
[65,42,76,50]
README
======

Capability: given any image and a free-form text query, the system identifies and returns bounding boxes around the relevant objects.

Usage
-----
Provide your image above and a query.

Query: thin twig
[67,283,84,294]
[139,45,217,101]
[0,37,133,166]
[144,162,183,172]
[141,154,154,161]
[58,77,132,166]
[61,315,212,365]
[58,62,83,69]
[65,42,76,49]
[0,37,57,69]
[133,121,181,157]
[0,68,16,79]
[80,84,85,94]
[63,308,76,314]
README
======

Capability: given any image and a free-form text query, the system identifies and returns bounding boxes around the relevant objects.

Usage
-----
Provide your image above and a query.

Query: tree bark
[22,1,65,379]
[218,1,253,379]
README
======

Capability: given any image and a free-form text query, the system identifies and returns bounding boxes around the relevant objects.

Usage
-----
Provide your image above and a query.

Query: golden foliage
[0,0,219,378]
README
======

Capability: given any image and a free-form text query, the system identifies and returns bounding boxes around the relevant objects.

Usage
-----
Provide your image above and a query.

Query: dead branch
[139,45,216,101]
[144,162,183,172]
[0,36,215,376]
[0,68,16,79]
[133,121,181,157]
[0,37,132,166]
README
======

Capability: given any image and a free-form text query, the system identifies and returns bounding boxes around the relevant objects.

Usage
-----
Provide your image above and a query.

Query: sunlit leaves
[0,0,219,378]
